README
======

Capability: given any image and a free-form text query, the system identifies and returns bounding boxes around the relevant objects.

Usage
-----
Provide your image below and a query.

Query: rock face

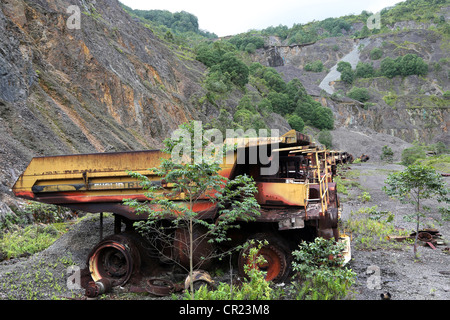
[251,23,449,147]
[0,0,213,199]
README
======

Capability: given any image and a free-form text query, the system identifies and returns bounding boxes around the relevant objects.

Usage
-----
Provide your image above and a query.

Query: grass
[0,254,78,300]
[342,206,411,250]
[416,154,450,174]
[0,222,72,260]
[335,166,363,198]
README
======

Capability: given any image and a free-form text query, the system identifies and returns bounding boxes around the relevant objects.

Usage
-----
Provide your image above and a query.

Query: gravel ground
[342,162,450,300]
[0,162,448,300]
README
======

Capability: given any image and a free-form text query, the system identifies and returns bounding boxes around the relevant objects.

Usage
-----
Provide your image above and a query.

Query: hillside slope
[1,0,449,219]
[0,0,216,210]
[249,3,449,154]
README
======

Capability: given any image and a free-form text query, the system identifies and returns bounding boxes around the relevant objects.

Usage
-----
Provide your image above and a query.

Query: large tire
[87,233,141,287]
[172,225,215,270]
[238,233,292,283]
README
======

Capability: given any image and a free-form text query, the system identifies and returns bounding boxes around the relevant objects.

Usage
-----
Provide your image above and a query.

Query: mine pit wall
[323,95,449,146]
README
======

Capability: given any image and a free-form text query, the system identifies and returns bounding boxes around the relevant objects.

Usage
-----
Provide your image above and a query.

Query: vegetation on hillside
[119,0,449,137]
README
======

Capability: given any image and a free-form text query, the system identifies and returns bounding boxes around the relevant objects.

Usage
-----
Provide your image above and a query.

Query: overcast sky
[119,0,404,37]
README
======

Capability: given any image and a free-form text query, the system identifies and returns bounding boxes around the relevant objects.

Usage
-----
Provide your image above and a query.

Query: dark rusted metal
[238,233,290,283]
[146,278,176,296]
[87,234,141,287]
[85,278,112,298]
[173,225,215,270]
[184,270,216,291]
[418,232,433,242]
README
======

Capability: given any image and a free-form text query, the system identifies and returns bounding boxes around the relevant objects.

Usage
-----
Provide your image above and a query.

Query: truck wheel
[173,225,215,270]
[238,233,291,283]
[87,234,141,287]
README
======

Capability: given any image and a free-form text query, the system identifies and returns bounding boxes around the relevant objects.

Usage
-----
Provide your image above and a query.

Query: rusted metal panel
[255,181,309,207]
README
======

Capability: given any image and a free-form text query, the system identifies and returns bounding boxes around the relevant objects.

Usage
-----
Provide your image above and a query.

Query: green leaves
[383,164,449,257]
[291,238,356,300]
[383,164,447,204]
[125,121,260,278]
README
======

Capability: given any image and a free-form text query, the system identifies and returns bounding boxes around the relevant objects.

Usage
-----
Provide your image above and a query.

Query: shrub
[383,92,398,106]
[304,60,324,72]
[343,206,407,250]
[186,240,274,300]
[355,62,375,78]
[292,238,356,300]
[380,57,399,78]
[370,47,383,60]
[380,145,394,163]
[347,87,370,103]
[401,145,427,166]
[318,130,332,148]
[312,106,334,130]
[287,114,305,132]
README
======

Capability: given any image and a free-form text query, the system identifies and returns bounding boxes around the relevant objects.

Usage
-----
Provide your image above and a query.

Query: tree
[287,114,305,132]
[268,91,291,115]
[355,62,375,78]
[383,165,449,259]
[370,48,383,60]
[380,145,394,163]
[340,69,354,84]
[338,62,354,84]
[347,87,370,103]
[380,57,399,78]
[220,52,249,87]
[317,130,332,149]
[125,121,260,298]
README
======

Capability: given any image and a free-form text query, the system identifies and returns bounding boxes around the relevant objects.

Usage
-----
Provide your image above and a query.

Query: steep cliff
[0,0,216,207]
[250,6,449,152]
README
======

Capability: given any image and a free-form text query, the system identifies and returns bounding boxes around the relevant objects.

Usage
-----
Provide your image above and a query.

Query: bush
[287,114,305,132]
[292,238,356,300]
[401,145,427,166]
[347,87,370,103]
[0,224,64,259]
[304,60,324,72]
[380,54,428,78]
[186,240,274,300]
[355,62,375,78]
[380,145,394,163]
[370,47,383,60]
[380,57,399,78]
[312,106,334,130]
[318,130,332,149]
[343,206,407,250]
[337,61,352,73]
[219,52,249,87]
[443,91,450,99]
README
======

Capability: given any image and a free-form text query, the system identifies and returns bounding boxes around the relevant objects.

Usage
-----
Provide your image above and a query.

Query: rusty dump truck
[12,130,351,291]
